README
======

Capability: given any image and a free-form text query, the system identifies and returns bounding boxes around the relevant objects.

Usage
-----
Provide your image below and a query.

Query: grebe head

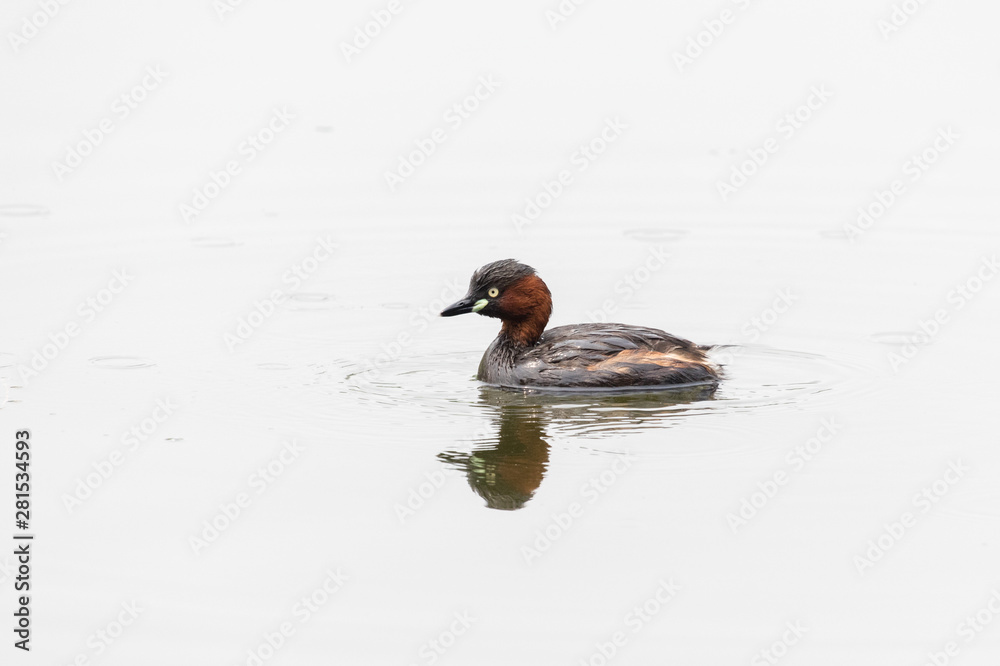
[441,259,552,344]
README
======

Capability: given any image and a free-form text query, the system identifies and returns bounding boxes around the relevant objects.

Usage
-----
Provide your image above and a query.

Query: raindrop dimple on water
[258,362,292,370]
[623,229,688,243]
[0,204,50,217]
[191,236,243,248]
[819,229,851,240]
[867,332,916,346]
[289,293,334,303]
[89,356,156,369]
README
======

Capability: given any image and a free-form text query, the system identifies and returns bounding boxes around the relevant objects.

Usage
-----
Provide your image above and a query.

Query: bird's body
[478,323,716,389]
[442,260,719,390]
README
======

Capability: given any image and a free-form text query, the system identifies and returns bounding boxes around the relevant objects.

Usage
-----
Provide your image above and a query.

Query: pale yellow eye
[488,287,499,298]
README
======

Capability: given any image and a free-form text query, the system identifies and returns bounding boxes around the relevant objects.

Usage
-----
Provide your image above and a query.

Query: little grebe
[441,259,719,389]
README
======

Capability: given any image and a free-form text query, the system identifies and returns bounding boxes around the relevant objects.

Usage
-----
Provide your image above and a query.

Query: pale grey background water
[1,1,999,664]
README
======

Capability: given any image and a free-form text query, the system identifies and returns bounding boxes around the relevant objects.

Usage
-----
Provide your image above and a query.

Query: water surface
[2,1,999,663]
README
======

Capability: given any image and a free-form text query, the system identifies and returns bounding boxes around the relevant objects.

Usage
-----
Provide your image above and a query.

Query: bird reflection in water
[438,383,716,511]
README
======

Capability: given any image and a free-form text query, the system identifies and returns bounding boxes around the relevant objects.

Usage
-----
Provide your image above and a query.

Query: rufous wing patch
[587,348,717,375]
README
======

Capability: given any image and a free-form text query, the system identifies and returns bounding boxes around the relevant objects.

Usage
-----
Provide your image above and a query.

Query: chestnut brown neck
[498,274,552,347]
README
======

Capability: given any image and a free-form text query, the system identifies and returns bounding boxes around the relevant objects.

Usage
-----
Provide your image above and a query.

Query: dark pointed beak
[440,296,477,317]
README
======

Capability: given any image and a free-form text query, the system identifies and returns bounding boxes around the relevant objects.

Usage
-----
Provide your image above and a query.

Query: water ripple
[89,356,156,370]
[622,228,689,243]
[0,204,50,217]
[329,344,871,440]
